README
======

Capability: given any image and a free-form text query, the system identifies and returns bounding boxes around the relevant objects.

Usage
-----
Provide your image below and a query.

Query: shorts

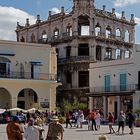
[119,121,125,127]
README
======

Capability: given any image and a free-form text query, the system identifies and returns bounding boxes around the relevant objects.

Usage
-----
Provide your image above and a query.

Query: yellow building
[0,40,59,112]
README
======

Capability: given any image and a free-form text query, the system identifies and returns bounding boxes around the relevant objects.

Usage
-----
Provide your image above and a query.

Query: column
[89,18,94,36]
[89,45,95,60]
[117,96,121,114]
[72,71,78,88]
[103,96,107,119]
[89,97,94,112]
[101,47,106,61]
[11,96,17,108]
[72,18,78,36]
[112,48,116,60]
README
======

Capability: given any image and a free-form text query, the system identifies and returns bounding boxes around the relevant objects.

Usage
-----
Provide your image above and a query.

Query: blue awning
[0,53,15,56]
[29,61,42,65]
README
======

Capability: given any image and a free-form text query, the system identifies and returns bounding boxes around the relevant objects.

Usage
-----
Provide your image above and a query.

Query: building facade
[88,44,140,119]
[15,0,136,105]
[0,40,58,111]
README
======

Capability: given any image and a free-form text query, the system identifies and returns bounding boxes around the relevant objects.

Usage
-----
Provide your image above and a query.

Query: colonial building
[0,40,58,111]
[88,44,140,119]
[15,0,136,105]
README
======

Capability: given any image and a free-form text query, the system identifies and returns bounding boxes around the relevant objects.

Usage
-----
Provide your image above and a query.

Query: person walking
[24,118,44,140]
[65,111,72,128]
[108,112,115,134]
[126,109,135,135]
[6,116,23,140]
[91,109,97,131]
[46,115,64,140]
[116,111,126,134]
[95,110,101,130]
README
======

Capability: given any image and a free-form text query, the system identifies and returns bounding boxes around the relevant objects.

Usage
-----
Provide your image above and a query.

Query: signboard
[40,102,49,108]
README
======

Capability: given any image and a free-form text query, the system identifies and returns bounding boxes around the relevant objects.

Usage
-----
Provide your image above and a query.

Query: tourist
[91,109,97,131]
[24,118,44,140]
[116,111,126,134]
[108,112,115,134]
[65,111,72,128]
[46,115,64,140]
[95,110,101,130]
[126,109,135,135]
[6,116,23,140]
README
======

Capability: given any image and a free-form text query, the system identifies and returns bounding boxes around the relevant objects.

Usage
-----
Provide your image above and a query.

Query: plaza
[1,124,140,140]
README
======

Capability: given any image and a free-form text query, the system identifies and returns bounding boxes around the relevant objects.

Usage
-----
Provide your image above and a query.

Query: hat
[51,116,59,121]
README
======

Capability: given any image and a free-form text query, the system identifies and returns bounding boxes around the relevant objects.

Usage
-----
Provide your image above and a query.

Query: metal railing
[90,84,137,93]
[58,56,95,64]
[0,71,57,81]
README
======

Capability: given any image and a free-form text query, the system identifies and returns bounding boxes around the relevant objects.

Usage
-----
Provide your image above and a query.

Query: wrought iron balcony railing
[0,71,57,81]
[58,56,95,64]
[90,84,137,93]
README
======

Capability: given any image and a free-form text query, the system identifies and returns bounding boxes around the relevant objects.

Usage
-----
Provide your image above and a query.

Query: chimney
[130,14,135,23]
[112,8,115,14]
[25,18,30,26]
[36,15,41,23]
[49,11,52,16]
[61,6,64,14]
[121,11,125,20]
[103,5,106,11]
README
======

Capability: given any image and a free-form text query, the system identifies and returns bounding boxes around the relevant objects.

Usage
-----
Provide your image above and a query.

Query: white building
[88,44,140,119]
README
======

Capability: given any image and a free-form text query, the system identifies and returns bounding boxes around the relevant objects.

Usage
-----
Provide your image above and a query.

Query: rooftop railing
[0,71,57,81]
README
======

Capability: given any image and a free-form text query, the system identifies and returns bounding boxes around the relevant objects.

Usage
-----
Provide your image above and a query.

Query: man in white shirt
[24,118,44,140]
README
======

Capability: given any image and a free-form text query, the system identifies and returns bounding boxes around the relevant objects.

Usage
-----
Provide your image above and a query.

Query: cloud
[114,0,140,7]
[50,7,61,14]
[0,6,36,41]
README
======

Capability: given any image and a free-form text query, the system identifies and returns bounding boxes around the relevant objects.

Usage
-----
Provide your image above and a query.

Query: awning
[29,61,42,65]
[0,53,15,56]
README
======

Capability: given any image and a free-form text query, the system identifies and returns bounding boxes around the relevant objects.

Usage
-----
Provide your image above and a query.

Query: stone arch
[17,88,38,109]
[0,88,11,109]
[78,15,90,36]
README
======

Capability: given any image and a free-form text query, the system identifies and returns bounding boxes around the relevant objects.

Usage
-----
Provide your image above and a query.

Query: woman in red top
[108,112,115,134]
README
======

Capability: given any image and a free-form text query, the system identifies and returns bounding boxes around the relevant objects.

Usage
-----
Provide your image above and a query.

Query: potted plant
[134,108,140,127]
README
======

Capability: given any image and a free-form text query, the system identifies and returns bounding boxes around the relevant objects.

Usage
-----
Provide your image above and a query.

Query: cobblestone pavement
[1,124,140,140]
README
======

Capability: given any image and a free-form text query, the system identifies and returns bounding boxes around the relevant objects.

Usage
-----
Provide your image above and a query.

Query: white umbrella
[0,109,6,114]
[7,108,23,112]
[27,108,36,113]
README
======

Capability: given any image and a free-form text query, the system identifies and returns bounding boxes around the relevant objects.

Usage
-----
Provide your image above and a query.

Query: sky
[0,0,140,44]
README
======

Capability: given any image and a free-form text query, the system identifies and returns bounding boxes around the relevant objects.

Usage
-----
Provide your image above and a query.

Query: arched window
[95,23,101,36]
[54,29,59,39]
[125,50,130,58]
[41,31,48,43]
[66,26,72,36]
[115,49,121,59]
[20,36,25,42]
[31,33,36,43]
[105,47,112,59]
[125,30,129,42]
[116,28,121,40]
[106,25,112,38]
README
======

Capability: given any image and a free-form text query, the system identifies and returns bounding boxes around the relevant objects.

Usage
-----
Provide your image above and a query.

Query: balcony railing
[90,84,137,93]
[0,71,57,80]
[58,56,95,64]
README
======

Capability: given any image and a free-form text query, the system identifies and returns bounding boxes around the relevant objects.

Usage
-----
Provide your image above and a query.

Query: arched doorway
[17,88,38,109]
[0,88,11,109]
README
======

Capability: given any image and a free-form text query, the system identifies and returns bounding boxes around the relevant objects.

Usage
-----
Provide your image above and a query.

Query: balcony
[38,38,48,44]
[0,71,57,81]
[89,84,137,96]
[58,56,95,65]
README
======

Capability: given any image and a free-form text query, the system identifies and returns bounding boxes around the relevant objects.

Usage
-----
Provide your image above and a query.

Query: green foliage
[59,99,88,114]
[134,108,140,118]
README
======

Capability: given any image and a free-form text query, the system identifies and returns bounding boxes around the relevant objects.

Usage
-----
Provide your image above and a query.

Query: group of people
[108,109,135,135]
[6,110,64,140]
